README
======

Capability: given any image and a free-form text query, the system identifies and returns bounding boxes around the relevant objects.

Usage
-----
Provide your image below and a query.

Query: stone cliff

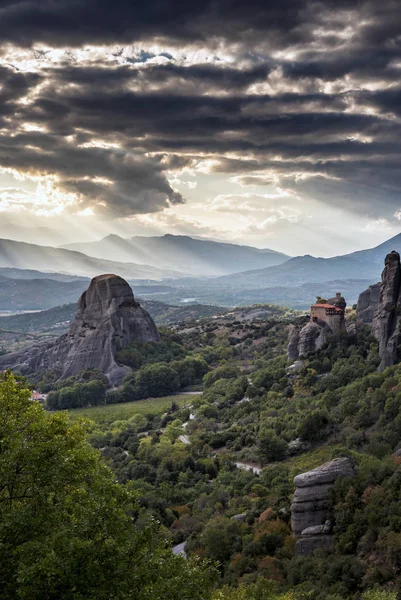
[356,282,381,325]
[288,319,334,361]
[287,325,300,361]
[291,457,355,555]
[297,320,333,357]
[371,251,401,371]
[0,274,160,386]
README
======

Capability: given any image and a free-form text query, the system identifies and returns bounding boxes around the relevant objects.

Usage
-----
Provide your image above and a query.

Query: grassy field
[67,394,195,426]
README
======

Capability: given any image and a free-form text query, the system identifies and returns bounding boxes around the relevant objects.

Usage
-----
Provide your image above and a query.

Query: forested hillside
[5,305,400,599]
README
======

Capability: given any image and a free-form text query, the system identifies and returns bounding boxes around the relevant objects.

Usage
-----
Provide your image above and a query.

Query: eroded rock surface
[356,282,381,325]
[287,325,300,361]
[0,274,160,386]
[291,457,355,555]
[297,320,333,357]
[372,251,401,371]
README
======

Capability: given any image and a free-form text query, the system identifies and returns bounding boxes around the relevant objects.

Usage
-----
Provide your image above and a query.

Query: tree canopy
[0,371,215,600]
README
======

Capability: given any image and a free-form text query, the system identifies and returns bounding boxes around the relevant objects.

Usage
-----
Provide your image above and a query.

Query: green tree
[124,363,180,400]
[362,590,397,600]
[298,410,331,442]
[0,371,215,600]
[165,418,185,442]
[258,428,287,462]
[201,516,243,564]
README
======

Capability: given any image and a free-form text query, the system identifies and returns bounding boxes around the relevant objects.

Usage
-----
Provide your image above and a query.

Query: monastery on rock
[310,292,346,333]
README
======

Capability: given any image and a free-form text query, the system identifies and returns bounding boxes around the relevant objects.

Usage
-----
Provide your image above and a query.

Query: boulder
[372,251,401,370]
[295,535,334,556]
[293,457,355,488]
[357,282,381,325]
[301,521,332,536]
[327,294,346,311]
[231,513,247,522]
[0,274,160,386]
[288,438,311,455]
[291,457,355,538]
[297,319,332,358]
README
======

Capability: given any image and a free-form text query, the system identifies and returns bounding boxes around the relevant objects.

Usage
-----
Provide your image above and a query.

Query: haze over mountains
[1,232,401,312]
[0,221,72,247]
[216,233,401,289]
[0,275,88,310]
[63,234,290,276]
[0,239,182,281]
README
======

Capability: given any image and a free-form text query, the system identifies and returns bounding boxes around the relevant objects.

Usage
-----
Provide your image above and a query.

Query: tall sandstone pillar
[372,251,401,371]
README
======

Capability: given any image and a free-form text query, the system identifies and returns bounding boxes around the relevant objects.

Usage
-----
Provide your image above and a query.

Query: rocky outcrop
[287,325,300,361]
[295,534,334,556]
[287,319,332,360]
[0,274,160,386]
[297,319,333,357]
[288,295,346,361]
[327,294,346,311]
[371,251,401,371]
[291,457,355,555]
[357,282,381,324]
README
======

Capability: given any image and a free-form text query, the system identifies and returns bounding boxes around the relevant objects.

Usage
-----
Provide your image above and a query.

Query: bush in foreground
[0,371,215,600]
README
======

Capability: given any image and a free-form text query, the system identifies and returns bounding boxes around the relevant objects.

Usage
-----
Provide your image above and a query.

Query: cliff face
[287,325,300,361]
[287,318,335,360]
[297,320,333,357]
[371,251,401,371]
[291,457,355,555]
[0,274,160,386]
[356,282,381,324]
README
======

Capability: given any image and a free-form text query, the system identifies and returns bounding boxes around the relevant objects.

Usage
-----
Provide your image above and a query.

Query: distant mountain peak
[103,233,125,241]
[61,234,290,276]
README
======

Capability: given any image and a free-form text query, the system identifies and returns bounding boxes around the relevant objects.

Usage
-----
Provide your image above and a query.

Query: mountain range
[0,275,88,310]
[63,234,289,276]
[1,232,401,312]
[0,238,182,280]
[214,233,401,289]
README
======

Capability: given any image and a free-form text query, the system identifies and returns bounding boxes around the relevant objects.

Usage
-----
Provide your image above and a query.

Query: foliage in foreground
[0,371,215,600]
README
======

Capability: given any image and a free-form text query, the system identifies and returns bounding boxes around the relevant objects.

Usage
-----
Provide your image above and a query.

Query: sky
[0,0,401,256]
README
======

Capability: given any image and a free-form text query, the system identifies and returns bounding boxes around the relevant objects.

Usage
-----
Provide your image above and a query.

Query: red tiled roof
[311,303,342,311]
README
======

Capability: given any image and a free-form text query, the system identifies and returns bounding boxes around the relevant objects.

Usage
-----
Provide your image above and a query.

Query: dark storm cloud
[3,54,401,216]
[0,65,41,115]
[282,49,401,82]
[0,127,183,216]
[47,62,273,93]
[0,0,314,46]
[0,64,183,216]
[0,0,398,51]
[1,0,401,220]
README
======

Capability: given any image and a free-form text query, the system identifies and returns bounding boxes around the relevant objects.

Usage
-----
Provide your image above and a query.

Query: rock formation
[287,325,300,361]
[288,294,346,361]
[371,251,401,371]
[0,274,160,386]
[287,320,333,360]
[297,320,333,357]
[356,282,381,325]
[326,294,346,311]
[291,457,355,555]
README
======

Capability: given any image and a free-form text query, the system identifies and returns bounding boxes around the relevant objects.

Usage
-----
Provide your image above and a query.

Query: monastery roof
[311,303,342,312]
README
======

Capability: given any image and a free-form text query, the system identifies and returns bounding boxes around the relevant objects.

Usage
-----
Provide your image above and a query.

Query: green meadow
[66,393,194,426]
